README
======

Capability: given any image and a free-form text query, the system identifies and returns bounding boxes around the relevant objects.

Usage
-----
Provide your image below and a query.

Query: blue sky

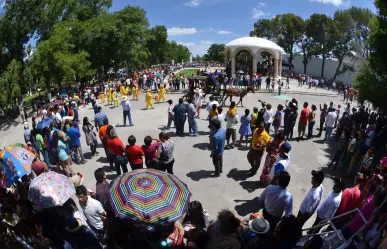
[0,0,376,55]
[111,0,375,55]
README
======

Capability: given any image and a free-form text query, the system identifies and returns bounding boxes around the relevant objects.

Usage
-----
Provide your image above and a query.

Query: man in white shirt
[324,108,337,142]
[308,177,344,234]
[258,171,293,231]
[120,96,133,127]
[225,103,238,149]
[126,77,131,86]
[76,185,106,235]
[263,104,274,134]
[297,170,325,227]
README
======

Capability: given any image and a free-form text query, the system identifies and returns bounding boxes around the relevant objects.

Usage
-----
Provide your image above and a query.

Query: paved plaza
[0,80,346,228]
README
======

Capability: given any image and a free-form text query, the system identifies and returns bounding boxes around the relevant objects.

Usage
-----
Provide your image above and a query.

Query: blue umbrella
[0,147,35,187]
[37,118,53,130]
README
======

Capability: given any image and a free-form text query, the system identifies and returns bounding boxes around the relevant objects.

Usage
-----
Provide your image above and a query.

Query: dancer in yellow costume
[120,85,125,95]
[157,84,167,103]
[107,88,113,105]
[99,92,105,104]
[132,84,139,101]
[125,85,131,96]
[113,92,119,107]
[145,88,153,109]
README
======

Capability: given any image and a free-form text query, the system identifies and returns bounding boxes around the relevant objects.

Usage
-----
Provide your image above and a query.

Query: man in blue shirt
[210,118,226,177]
[187,98,198,137]
[67,121,86,164]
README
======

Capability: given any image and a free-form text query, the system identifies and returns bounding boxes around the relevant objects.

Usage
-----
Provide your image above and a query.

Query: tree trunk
[321,55,326,78]
[333,56,344,81]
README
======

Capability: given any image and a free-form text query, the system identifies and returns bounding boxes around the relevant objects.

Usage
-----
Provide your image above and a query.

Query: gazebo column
[252,54,257,74]
[278,56,282,77]
[274,58,278,79]
[231,53,236,76]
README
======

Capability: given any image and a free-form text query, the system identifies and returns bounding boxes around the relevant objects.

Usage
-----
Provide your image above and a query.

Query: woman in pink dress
[259,132,285,185]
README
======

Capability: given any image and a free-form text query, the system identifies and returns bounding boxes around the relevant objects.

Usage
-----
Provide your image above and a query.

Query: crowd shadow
[186,170,213,181]
[192,143,209,150]
[83,152,93,160]
[198,131,210,136]
[0,116,20,131]
[96,156,109,163]
[239,180,265,193]
[234,197,260,217]
[101,165,113,173]
[227,168,251,181]
[106,174,118,181]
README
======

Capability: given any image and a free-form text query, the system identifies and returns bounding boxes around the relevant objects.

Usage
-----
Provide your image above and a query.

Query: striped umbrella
[108,169,191,231]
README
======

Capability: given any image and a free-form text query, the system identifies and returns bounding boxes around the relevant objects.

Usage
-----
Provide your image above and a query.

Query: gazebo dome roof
[225,37,284,56]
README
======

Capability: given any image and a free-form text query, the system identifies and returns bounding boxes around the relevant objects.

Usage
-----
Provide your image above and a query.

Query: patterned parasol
[28,171,75,209]
[108,169,192,231]
[0,146,35,187]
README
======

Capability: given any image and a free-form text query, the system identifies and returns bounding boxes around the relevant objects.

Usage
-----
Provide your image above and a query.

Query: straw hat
[71,173,84,187]
[65,217,83,232]
[121,95,128,101]
[194,88,202,93]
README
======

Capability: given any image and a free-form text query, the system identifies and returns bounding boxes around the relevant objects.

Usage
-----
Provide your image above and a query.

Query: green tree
[146,25,168,65]
[206,44,225,62]
[0,60,22,107]
[250,19,278,41]
[349,7,374,58]
[355,0,387,111]
[307,14,337,78]
[275,14,304,67]
[332,10,357,80]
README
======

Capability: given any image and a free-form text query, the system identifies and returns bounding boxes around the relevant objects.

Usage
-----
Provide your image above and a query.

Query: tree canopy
[250,8,373,77]
[0,1,191,107]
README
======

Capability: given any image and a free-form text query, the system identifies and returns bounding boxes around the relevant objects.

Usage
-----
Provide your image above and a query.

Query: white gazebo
[225,37,284,79]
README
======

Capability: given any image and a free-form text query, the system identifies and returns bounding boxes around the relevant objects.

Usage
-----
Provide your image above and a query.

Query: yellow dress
[125,87,131,96]
[145,91,153,109]
[107,89,112,105]
[132,86,139,101]
[120,85,125,95]
[100,93,105,104]
[113,92,119,107]
[158,84,167,103]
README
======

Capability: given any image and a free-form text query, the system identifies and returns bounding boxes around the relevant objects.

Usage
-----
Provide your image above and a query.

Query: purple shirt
[349,202,375,233]
[141,142,160,164]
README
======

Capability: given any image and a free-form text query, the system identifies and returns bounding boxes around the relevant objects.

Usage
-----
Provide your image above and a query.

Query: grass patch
[177,69,199,77]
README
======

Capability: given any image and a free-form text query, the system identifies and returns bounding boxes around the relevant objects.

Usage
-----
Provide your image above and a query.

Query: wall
[283,54,365,84]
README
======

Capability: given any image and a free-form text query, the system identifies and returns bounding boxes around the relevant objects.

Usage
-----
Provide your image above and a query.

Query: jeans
[159,159,175,174]
[264,123,271,134]
[175,119,186,135]
[307,121,315,138]
[263,208,281,232]
[71,145,86,164]
[123,110,133,127]
[41,148,52,168]
[212,154,223,174]
[325,126,334,140]
[130,162,143,170]
[115,156,128,175]
[247,149,264,174]
[188,117,198,136]
[167,116,174,128]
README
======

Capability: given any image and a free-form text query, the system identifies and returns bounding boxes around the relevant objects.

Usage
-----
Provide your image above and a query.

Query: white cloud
[167,27,198,36]
[200,40,213,45]
[309,0,349,7]
[189,45,210,56]
[252,8,266,19]
[0,0,5,8]
[183,0,201,7]
[257,2,266,6]
[177,42,196,47]
[217,30,232,35]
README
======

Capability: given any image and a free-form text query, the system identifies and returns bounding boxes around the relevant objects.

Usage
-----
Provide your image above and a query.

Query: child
[273,104,283,136]
[113,91,119,107]
[99,92,105,104]
[225,103,238,149]
[250,107,258,132]
[239,109,252,147]
[145,88,153,109]
[132,84,139,101]
[209,104,218,119]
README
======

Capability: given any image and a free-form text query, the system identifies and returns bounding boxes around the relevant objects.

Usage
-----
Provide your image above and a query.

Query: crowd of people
[1,72,387,249]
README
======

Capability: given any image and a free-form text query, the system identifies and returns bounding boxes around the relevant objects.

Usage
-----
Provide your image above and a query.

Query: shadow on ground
[227,168,251,181]
[0,116,20,131]
[240,180,265,193]
[193,143,209,150]
[186,170,213,181]
[96,157,109,163]
[234,197,260,216]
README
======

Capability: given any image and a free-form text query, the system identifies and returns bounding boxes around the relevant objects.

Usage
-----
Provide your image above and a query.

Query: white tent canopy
[225,37,284,78]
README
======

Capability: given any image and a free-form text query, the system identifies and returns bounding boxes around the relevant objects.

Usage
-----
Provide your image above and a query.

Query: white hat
[121,95,128,101]
[194,88,202,93]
